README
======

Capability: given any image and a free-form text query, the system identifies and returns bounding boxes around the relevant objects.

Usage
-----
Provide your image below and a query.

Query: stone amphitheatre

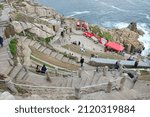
[0,0,150,100]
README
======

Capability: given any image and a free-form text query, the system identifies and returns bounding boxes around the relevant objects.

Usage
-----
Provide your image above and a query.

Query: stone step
[66,78,73,87]
[16,68,27,81]
[80,77,88,87]
[55,77,63,87]
[50,51,58,58]
[68,59,73,64]
[0,53,9,59]
[62,57,69,63]
[4,66,13,75]
[43,48,52,55]
[111,91,127,100]
[81,92,104,100]
[29,40,37,46]
[119,91,133,99]
[33,42,41,49]
[84,77,93,86]
[55,54,64,60]
[21,37,27,42]
[71,77,79,87]
[61,78,68,87]
[38,46,46,52]
[68,59,78,65]
[24,39,32,45]
[9,65,23,79]
[0,61,10,73]
[91,74,100,85]
[25,72,49,86]
[99,92,115,100]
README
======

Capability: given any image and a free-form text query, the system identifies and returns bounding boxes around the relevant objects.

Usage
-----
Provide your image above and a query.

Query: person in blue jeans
[0,36,3,47]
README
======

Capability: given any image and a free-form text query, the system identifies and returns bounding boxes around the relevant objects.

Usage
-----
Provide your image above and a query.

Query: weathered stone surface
[33,42,41,49]
[55,54,64,60]
[43,48,52,55]
[29,40,37,46]
[62,57,69,63]
[0,92,15,100]
[50,51,58,58]
[38,46,46,52]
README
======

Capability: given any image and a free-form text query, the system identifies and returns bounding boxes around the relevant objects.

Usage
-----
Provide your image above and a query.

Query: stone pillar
[127,44,131,53]
[23,65,29,72]
[93,71,96,77]
[118,66,124,77]
[46,72,51,82]
[96,66,99,72]
[78,68,82,78]
[75,87,81,99]
[103,66,108,76]
[5,78,18,94]
[55,68,58,76]
[106,81,112,93]
[119,77,126,90]
[113,69,118,78]
[131,70,141,89]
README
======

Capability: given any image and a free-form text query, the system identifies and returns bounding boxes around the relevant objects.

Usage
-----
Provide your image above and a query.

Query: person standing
[134,60,139,68]
[80,57,84,67]
[115,60,121,69]
[0,36,4,47]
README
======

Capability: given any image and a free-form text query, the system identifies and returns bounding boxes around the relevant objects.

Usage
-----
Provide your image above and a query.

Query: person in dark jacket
[80,57,84,67]
[0,36,4,47]
[115,60,121,69]
[134,60,139,68]
[41,65,47,73]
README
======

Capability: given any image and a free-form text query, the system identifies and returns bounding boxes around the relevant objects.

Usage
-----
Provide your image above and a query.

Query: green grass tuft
[9,39,17,57]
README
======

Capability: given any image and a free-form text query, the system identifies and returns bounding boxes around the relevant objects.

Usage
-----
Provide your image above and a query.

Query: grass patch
[31,56,73,73]
[63,44,97,57]
[97,52,123,60]
[0,4,4,10]
[9,38,17,57]
[63,44,123,60]
[140,70,150,76]
[30,47,79,70]
[45,36,54,44]
[89,25,112,41]
[31,56,55,69]
[15,86,28,94]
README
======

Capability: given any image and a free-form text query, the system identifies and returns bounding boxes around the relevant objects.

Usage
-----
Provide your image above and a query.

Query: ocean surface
[38,0,150,56]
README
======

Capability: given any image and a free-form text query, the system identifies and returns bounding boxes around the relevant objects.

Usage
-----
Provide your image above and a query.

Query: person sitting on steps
[36,65,41,73]
[41,64,47,73]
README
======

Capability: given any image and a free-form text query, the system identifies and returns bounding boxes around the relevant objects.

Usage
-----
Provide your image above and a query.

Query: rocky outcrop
[108,23,144,54]
[11,21,55,38]
[127,22,145,36]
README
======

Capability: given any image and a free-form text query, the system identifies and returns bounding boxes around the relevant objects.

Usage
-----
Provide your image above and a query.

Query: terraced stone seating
[21,37,78,66]
[1,39,150,100]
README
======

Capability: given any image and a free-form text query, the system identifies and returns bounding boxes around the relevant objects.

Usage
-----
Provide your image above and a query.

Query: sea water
[38,0,150,56]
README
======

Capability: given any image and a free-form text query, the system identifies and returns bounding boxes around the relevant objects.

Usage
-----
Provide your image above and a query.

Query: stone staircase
[0,21,8,27]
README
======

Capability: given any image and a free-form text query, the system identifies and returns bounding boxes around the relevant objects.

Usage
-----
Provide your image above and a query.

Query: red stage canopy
[105,41,124,51]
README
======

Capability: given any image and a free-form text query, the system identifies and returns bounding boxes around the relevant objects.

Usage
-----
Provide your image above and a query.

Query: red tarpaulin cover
[105,41,124,51]
[83,32,94,38]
